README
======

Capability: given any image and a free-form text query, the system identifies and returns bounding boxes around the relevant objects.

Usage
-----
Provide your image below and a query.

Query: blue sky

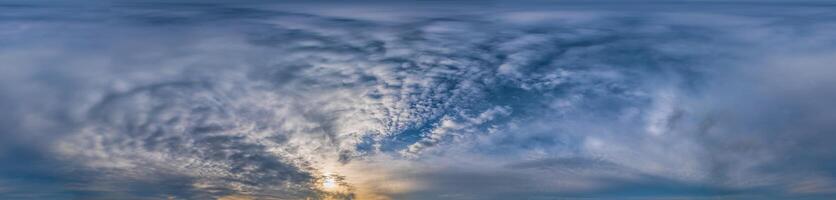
[1,1,836,200]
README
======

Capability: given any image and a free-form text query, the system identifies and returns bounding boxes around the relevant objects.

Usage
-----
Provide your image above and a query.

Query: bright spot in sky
[322,176,337,189]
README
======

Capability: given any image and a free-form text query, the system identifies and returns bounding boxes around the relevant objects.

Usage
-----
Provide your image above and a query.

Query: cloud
[1,2,836,200]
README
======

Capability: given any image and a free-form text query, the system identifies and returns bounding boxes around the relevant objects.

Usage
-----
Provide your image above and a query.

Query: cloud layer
[1,2,836,200]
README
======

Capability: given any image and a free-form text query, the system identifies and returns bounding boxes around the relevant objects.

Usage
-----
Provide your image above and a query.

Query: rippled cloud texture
[1,1,836,199]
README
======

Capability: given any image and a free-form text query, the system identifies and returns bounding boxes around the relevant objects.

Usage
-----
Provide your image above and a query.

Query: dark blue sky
[1,1,835,200]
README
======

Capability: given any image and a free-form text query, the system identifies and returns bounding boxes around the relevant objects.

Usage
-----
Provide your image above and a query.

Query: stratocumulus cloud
[1,1,836,200]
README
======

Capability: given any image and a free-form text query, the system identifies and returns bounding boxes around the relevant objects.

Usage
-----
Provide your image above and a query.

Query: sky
[1,1,836,200]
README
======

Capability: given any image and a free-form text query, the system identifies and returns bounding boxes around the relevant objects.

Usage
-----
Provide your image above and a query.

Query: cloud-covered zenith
[1,1,836,199]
